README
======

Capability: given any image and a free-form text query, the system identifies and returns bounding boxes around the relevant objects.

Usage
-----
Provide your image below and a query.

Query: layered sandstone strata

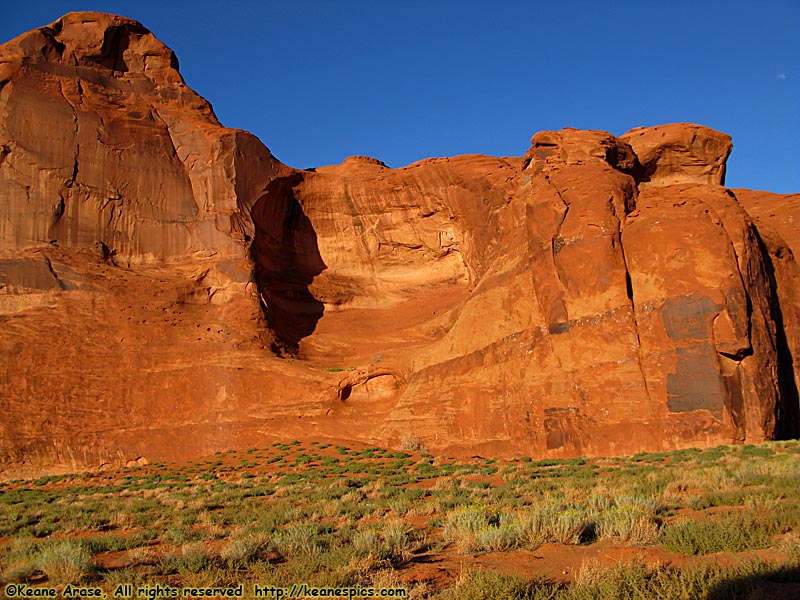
[1,13,798,476]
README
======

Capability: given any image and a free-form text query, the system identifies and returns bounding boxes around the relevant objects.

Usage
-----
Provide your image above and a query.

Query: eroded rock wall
[1,13,798,477]
[0,12,286,262]
[372,127,798,457]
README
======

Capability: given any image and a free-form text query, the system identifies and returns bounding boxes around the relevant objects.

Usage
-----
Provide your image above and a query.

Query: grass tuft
[35,540,94,584]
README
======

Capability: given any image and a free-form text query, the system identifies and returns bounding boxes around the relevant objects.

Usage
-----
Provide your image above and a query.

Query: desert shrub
[517,502,596,548]
[82,533,142,553]
[475,514,520,552]
[351,529,384,558]
[435,568,553,600]
[0,537,39,583]
[34,540,93,584]
[1,561,38,584]
[158,542,211,575]
[181,566,238,588]
[695,488,750,509]
[443,504,494,553]
[388,498,410,515]
[438,487,475,513]
[596,495,659,544]
[586,494,611,512]
[382,518,414,564]
[348,519,413,565]
[552,507,594,545]
[274,524,322,557]
[565,556,800,600]
[568,560,716,600]
[518,503,558,548]
[443,505,522,553]
[124,545,156,567]
[743,492,782,513]
[659,514,772,555]
[738,444,775,459]
[102,567,146,589]
[220,533,270,567]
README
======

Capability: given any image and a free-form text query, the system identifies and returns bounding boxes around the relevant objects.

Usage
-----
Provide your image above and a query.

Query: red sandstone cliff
[1,13,798,476]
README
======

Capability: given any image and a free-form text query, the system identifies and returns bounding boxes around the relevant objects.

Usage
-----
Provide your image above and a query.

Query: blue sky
[3,1,799,192]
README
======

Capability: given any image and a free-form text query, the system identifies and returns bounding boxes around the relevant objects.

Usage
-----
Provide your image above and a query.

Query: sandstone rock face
[733,189,800,439]
[1,13,798,477]
[621,123,732,188]
[0,12,286,262]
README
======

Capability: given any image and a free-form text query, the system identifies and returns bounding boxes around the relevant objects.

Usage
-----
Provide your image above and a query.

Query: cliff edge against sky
[2,13,799,477]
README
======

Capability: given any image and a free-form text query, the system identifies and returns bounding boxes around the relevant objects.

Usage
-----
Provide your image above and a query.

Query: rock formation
[1,13,798,476]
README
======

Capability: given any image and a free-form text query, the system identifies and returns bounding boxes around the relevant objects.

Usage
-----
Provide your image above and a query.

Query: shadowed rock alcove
[250,174,326,354]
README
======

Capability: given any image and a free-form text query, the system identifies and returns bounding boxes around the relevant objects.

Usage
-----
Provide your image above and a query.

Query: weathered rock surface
[1,13,798,477]
[621,123,732,188]
[0,11,286,262]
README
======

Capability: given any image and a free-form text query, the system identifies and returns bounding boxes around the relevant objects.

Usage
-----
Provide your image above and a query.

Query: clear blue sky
[3,1,799,192]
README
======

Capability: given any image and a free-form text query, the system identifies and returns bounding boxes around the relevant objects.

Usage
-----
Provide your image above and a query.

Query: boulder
[621,123,732,188]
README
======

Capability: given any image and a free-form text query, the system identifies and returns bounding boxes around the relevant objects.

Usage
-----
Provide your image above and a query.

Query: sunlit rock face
[0,11,285,261]
[1,13,798,478]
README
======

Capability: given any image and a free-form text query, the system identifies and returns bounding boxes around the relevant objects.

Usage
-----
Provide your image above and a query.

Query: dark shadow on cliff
[754,228,800,439]
[250,172,326,354]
